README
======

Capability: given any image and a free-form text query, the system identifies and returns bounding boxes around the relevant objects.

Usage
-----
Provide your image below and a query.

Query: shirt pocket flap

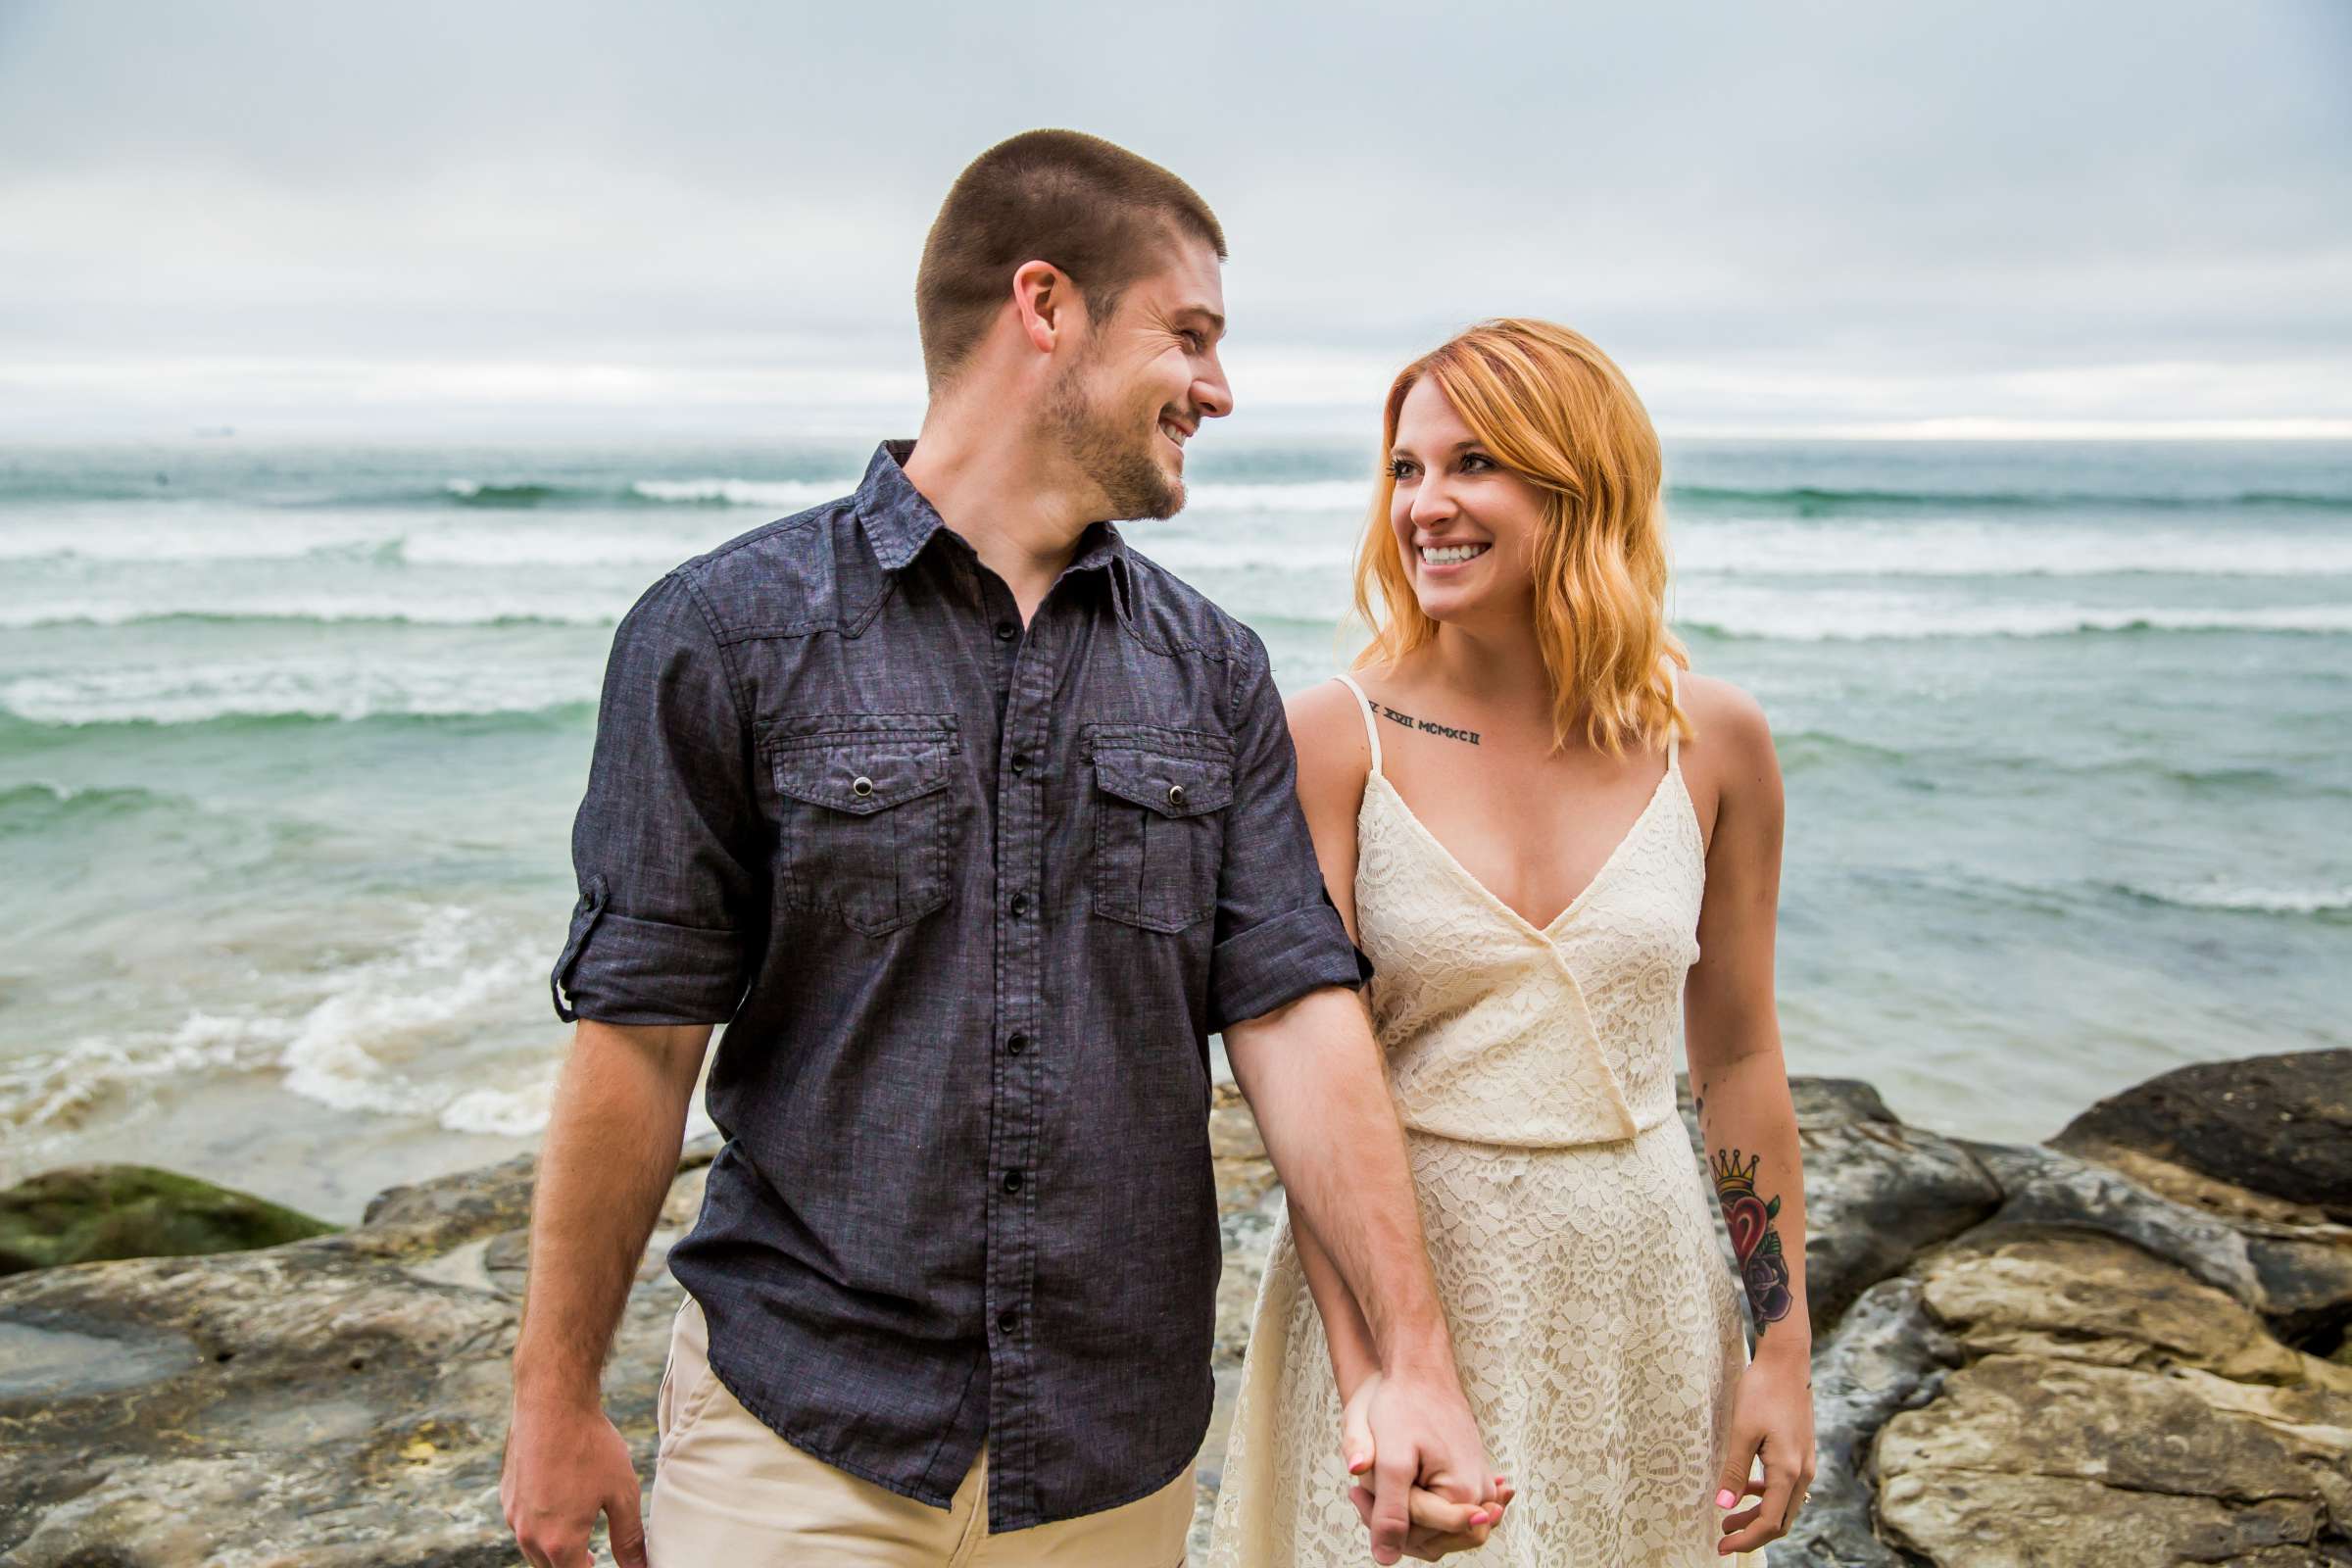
[772,734,956,815]
[1092,747,1236,818]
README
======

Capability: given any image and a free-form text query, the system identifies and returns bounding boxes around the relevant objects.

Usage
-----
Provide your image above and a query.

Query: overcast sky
[3,0,2347,439]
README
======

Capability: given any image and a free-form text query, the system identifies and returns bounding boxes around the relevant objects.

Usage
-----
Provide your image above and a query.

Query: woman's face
[1387,376,1547,628]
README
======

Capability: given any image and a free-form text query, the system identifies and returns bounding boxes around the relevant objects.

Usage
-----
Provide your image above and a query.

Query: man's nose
[1193,363,1235,421]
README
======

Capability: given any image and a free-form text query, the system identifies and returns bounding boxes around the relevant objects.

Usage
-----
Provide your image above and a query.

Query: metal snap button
[1166,783,1187,808]
[852,775,875,798]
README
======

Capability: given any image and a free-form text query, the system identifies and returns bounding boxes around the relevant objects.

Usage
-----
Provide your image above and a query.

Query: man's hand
[502,1020,706,1568]
[1340,1371,1514,1561]
[502,1396,648,1568]
[1348,1365,1501,1564]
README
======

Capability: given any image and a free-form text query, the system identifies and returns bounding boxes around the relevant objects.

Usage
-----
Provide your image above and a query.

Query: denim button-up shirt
[551,441,1369,1530]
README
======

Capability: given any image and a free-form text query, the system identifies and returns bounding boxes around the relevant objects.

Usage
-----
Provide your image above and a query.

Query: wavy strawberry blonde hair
[1351,318,1691,759]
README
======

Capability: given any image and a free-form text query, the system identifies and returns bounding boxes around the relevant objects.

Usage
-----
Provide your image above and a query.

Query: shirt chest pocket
[1088,735,1236,934]
[769,723,958,938]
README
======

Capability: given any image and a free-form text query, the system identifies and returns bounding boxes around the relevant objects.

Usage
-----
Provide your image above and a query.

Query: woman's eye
[1387,460,1417,480]
[1460,454,1494,472]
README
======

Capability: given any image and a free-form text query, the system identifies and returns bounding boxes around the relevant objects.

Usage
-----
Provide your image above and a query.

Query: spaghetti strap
[1333,671,1383,775]
[1666,663,1682,769]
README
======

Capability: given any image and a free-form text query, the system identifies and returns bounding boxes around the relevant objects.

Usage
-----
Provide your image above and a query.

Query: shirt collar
[856,440,1132,591]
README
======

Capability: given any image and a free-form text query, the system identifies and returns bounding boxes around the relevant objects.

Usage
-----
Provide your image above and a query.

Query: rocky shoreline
[2,1049,2346,1566]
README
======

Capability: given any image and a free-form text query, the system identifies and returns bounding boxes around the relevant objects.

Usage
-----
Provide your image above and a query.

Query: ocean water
[3,436,2347,1219]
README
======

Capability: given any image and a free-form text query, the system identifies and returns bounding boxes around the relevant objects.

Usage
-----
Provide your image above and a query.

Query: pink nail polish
[1715,1489,1737,1509]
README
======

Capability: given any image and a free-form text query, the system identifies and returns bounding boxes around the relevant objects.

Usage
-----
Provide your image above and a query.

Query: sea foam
[273,912,544,1116]
[0,599,623,631]
[0,657,599,726]
[1672,594,2352,642]
[2112,881,2352,915]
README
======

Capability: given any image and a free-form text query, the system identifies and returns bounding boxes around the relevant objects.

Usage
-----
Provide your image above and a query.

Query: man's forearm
[512,1020,708,1408]
[1227,987,1454,1373]
[1290,1203,1382,1398]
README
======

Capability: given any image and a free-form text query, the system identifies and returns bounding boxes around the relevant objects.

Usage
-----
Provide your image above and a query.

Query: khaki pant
[647,1296,1194,1566]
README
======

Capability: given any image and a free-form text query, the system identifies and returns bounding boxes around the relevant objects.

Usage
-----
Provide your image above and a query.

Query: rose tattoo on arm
[1710,1148,1792,1335]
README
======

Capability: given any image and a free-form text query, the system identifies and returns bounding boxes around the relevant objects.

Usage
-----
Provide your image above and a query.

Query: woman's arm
[1276,679,1383,1403]
[1681,674,1817,1555]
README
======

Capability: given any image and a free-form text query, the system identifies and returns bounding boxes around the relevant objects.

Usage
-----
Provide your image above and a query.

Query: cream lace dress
[1204,671,1765,1567]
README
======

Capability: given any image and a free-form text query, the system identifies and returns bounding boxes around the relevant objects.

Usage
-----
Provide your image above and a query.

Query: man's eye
[1181,331,1206,352]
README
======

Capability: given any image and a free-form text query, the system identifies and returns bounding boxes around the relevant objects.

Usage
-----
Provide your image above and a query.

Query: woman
[1206,319,1815,1565]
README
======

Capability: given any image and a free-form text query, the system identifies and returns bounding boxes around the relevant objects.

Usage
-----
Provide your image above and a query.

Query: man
[502,129,1502,1568]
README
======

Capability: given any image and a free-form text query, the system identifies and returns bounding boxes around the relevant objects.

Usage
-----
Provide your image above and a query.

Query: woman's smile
[1417,539,1492,573]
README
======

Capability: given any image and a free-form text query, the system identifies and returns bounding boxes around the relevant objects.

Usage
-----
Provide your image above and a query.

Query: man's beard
[1045,362,1184,521]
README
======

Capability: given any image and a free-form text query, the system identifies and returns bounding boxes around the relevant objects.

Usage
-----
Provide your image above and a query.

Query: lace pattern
[1203,671,1766,1566]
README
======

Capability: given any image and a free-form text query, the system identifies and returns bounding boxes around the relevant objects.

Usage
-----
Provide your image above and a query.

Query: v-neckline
[1365,761,1677,944]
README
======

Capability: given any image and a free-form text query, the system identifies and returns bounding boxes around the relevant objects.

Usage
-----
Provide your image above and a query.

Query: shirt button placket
[987,600,1049,1525]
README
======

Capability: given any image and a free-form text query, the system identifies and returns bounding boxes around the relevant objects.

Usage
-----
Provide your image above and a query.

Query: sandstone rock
[1877,1467,2331,1567]
[1916,1231,2339,1386]
[12,1054,2349,1567]
[1787,1097,2001,1341]
[2064,1139,2335,1228]
[0,1125,1263,1568]
[1207,1080,1266,1161]
[1801,1054,2352,1566]
[1193,1086,1283,1552]
[2044,1057,2352,1356]
[1212,1171,1284,1372]
[1874,1226,2352,1564]
[1772,1275,1957,1567]
[2052,1048,2352,1221]
[1877,1353,2352,1564]
[0,1164,338,1275]
[0,1141,705,1567]
[1209,1080,1278,1217]
[1957,1139,2263,1301]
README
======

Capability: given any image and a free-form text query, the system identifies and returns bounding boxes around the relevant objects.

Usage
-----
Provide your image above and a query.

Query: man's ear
[1010,260,1078,357]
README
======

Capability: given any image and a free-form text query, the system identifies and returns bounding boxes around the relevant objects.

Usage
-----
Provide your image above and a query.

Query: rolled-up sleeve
[1205,627,1374,1033]
[552,570,764,1025]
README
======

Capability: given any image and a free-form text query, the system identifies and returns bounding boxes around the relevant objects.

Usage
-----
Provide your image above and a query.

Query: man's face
[1045,234,1233,520]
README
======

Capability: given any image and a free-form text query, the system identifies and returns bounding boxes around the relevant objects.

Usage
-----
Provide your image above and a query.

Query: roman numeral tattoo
[1710,1148,1793,1337]
[1369,700,1481,746]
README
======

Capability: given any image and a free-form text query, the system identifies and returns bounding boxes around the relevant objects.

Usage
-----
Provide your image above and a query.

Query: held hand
[502,1396,648,1568]
[1710,1346,1816,1557]
[1340,1372,1515,1557]
[1344,1366,1508,1563]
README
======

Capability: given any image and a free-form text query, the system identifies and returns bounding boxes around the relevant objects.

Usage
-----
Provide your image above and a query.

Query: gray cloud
[3,0,2346,435]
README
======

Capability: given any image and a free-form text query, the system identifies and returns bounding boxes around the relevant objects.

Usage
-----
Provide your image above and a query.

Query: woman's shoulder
[1672,668,1783,834]
[1283,675,1376,792]
[1674,667,1773,755]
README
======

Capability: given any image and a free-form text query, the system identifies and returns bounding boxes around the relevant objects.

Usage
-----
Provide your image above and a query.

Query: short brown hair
[915,129,1227,387]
